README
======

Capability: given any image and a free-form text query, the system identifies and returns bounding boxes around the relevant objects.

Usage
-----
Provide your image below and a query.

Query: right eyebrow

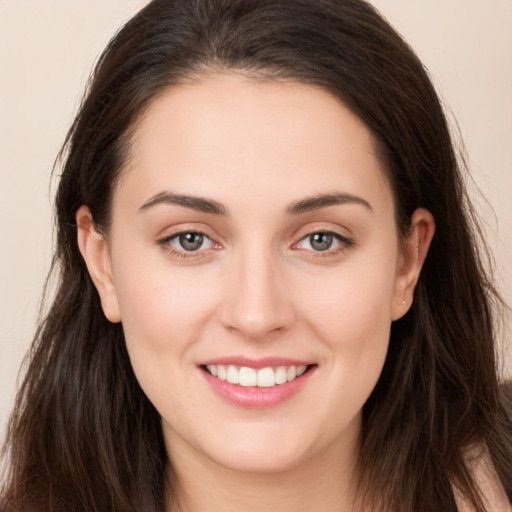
[138,191,228,215]
[286,192,372,215]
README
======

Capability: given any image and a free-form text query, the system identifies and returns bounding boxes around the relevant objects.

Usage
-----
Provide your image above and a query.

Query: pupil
[310,233,332,251]
[179,233,203,251]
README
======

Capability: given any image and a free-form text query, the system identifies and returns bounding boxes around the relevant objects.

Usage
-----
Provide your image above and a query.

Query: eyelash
[157,231,219,259]
[157,229,355,259]
[293,230,355,256]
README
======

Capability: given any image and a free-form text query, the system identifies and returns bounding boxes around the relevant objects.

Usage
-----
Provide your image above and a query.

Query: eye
[306,232,335,251]
[172,232,210,251]
[158,231,219,256]
[294,231,354,253]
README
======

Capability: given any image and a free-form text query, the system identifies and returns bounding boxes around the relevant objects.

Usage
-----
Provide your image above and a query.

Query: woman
[1,1,511,511]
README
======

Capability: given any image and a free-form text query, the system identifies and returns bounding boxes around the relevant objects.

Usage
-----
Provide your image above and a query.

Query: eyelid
[291,226,355,254]
[168,232,215,251]
[156,226,223,259]
[155,223,354,259]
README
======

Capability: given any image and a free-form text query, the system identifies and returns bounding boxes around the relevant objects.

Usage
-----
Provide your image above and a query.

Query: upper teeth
[206,364,308,387]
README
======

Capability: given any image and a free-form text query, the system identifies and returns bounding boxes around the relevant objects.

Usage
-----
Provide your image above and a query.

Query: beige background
[1,1,511,438]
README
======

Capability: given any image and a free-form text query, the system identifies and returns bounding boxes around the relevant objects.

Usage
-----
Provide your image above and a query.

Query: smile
[205,364,308,388]
[199,359,316,408]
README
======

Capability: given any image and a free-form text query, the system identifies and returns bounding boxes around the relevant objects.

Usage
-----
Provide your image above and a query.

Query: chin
[166,418,315,475]
[203,419,342,475]
[210,442,310,475]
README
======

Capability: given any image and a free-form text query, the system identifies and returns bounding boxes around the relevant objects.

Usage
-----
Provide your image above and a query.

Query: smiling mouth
[202,364,313,388]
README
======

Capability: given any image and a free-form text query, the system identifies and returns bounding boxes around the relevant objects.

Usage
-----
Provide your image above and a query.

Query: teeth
[205,364,309,387]
[217,365,226,381]
[257,367,275,387]
[226,365,239,385]
[239,367,257,387]
[275,366,287,385]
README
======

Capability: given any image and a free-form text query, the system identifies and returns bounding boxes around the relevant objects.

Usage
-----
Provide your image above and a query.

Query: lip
[198,358,317,409]
[199,356,313,369]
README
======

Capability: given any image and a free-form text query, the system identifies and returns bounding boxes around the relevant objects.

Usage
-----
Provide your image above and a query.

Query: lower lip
[200,366,316,409]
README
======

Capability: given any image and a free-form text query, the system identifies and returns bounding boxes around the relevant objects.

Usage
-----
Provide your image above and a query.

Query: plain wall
[1,1,511,438]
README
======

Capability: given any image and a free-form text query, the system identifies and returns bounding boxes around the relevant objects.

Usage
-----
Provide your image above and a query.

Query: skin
[77,73,435,511]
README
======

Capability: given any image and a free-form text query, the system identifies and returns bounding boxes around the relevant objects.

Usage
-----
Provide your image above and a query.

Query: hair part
[2,1,511,511]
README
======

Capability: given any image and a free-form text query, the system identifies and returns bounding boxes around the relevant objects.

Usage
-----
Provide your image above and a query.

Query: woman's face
[79,74,432,475]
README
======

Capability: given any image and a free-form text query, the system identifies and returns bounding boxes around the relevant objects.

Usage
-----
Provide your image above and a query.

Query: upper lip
[198,356,314,369]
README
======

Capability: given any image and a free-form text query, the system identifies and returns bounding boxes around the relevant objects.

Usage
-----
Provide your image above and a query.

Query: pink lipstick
[198,357,316,408]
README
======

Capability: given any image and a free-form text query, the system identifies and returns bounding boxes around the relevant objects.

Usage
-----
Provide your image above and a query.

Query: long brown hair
[2,1,511,511]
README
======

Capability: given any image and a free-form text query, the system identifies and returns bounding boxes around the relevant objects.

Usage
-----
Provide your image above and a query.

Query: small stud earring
[402,300,407,304]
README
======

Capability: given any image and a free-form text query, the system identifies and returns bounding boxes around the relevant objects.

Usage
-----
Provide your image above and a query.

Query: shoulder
[454,444,511,512]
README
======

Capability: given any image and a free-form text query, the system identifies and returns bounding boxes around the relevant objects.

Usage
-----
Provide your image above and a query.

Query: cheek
[299,260,396,422]
[111,262,221,413]
[111,254,218,360]
[298,250,398,370]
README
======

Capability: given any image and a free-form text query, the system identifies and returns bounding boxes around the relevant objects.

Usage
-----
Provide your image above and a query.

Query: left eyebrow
[287,192,373,215]
[138,191,228,215]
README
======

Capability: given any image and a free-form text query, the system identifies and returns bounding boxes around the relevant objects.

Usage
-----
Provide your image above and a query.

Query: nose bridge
[220,239,294,339]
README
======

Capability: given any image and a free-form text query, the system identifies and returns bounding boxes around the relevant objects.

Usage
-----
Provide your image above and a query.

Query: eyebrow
[287,192,372,215]
[139,191,228,215]
[138,191,372,216]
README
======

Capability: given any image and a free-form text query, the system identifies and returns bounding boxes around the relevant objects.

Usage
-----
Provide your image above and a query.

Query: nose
[219,247,296,341]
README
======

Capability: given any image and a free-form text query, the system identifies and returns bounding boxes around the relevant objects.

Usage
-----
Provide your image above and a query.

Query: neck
[165,420,364,512]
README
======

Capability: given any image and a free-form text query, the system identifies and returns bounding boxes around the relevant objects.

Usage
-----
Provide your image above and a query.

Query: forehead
[116,73,393,217]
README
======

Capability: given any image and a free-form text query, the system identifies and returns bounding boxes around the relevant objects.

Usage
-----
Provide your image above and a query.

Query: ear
[392,208,435,321]
[76,205,121,323]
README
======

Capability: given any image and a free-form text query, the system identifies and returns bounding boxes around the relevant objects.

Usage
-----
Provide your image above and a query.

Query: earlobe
[76,205,121,323]
[392,208,435,320]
